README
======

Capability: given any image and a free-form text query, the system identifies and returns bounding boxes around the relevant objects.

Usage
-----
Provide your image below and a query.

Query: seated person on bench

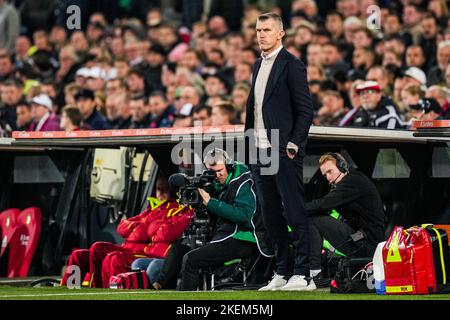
[61,176,194,288]
[306,153,386,284]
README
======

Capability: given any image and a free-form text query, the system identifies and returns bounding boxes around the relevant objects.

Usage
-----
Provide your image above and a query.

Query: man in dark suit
[245,12,314,291]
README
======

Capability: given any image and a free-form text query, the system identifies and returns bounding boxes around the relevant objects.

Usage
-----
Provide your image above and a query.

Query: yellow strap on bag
[421,224,447,284]
[431,227,446,284]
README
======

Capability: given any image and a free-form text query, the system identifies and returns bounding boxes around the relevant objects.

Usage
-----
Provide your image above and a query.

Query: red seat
[7,207,42,277]
[0,208,21,257]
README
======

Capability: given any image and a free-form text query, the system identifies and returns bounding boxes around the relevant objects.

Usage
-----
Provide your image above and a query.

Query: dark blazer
[245,47,314,155]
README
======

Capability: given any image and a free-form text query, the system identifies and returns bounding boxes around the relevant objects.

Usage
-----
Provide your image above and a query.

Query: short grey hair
[203,148,230,167]
[438,40,450,51]
[257,12,284,31]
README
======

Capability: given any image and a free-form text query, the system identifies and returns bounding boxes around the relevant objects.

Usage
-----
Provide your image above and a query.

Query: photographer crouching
[178,148,259,291]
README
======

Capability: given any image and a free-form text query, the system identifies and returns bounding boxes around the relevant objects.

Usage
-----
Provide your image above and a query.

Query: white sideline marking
[0,290,206,298]
[0,291,153,298]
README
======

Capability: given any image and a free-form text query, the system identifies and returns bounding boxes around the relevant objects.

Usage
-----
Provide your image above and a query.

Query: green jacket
[206,162,256,243]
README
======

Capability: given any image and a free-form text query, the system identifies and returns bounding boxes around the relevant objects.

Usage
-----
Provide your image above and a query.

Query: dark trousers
[252,149,310,276]
[158,241,192,289]
[309,215,371,270]
[179,238,256,291]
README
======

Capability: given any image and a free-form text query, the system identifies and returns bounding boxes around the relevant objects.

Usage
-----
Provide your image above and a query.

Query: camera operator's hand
[198,188,211,206]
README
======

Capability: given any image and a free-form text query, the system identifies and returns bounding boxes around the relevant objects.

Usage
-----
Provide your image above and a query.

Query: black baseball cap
[74,88,95,101]
[149,44,166,56]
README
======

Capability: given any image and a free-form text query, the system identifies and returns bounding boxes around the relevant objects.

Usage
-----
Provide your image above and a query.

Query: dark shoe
[313,272,331,288]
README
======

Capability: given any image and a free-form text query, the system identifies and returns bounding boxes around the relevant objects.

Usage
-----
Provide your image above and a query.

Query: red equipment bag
[383,226,436,294]
[423,224,450,292]
[109,270,150,289]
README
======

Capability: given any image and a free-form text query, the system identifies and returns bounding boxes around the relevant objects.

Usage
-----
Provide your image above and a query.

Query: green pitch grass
[0,286,449,300]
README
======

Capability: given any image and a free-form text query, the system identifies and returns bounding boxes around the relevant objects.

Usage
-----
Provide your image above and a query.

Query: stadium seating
[7,207,42,277]
[0,208,21,258]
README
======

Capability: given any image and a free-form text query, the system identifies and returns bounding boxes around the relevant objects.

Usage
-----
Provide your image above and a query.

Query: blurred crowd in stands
[0,0,450,137]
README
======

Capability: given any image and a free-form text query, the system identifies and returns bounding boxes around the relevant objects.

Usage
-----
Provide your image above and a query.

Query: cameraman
[306,153,386,282]
[179,148,258,291]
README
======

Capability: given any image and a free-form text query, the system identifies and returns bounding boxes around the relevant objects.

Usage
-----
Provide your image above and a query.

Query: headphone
[203,148,235,173]
[325,152,349,174]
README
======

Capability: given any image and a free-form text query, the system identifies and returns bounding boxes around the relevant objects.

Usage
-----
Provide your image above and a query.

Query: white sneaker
[258,274,287,291]
[280,275,317,291]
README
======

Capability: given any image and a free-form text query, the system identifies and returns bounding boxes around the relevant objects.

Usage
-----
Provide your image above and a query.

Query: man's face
[421,17,438,39]
[149,95,168,116]
[307,44,322,65]
[1,85,21,105]
[86,77,105,91]
[322,95,343,113]
[31,104,49,121]
[366,68,388,90]
[76,98,96,118]
[106,80,123,95]
[294,27,312,46]
[406,47,425,67]
[193,109,211,126]
[158,27,177,47]
[114,61,129,78]
[234,64,252,83]
[403,6,421,27]
[385,15,400,34]
[211,107,230,126]
[70,31,88,52]
[179,87,199,107]
[256,18,284,54]
[207,162,229,185]
[205,77,225,97]
[320,160,342,185]
[232,88,248,108]
[321,45,339,66]
[438,46,450,70]
[129,99,147,122]
[181,51,200,70]
[352,48,367,68]
[353,31,371,49]
[156,179,170,201]
[326,14,343,35]
[337,0,359,17]
[401,91,420,107]
[60,111,72,130]
[0,57,12,76]
[359,89,382,110]
[127,74,145,92]
[16,105,32,128]
[240,50,257,65]
[146,51,164,67]
[15,36,31,56]
[124,42,141,61]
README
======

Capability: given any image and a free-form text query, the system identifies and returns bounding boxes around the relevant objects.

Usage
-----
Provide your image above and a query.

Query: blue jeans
[131,258,165,284]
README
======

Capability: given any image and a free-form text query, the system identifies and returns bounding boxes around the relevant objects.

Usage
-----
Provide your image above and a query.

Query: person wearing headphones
[178,148,260,291]
[306,152,386,284]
